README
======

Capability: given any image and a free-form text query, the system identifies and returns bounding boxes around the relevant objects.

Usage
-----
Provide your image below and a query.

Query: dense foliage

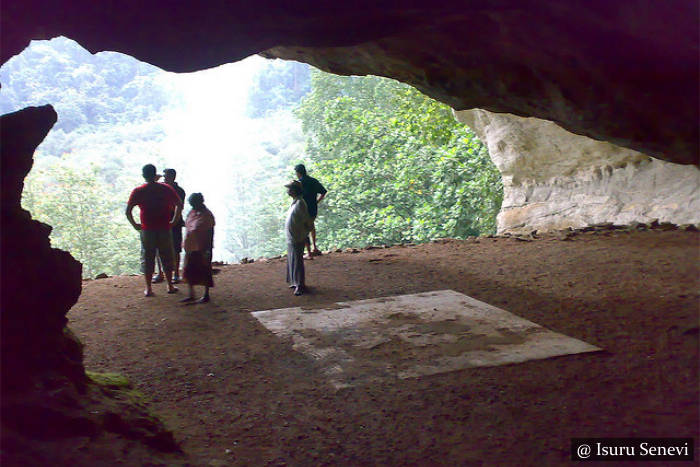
[222,111,306,260]
[23,163,141,278]
[0,37,172,166]
[3,37,502,277]
[295,71,502,248]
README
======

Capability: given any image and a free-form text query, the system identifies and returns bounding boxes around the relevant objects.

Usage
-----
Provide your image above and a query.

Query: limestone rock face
[4,1,698,164]
[456,109,700,234]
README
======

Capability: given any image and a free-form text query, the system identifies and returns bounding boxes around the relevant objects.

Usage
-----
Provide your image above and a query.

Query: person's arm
[204,210,215,230]
[125,203,141,231]
[177,188,186,225]
[166,185,182,228]
[176,187,185,211]
[316,180,328,204]
[207,213,215,251]
[169,203,182,228]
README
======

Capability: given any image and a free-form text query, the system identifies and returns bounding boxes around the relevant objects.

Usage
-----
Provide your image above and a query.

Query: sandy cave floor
[68,230,699,465]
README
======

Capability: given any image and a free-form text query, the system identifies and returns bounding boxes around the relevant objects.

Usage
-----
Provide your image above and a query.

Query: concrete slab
[252,290,602,389]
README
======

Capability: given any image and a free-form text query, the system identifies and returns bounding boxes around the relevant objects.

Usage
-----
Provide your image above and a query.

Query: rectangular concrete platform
[252,290,602,389]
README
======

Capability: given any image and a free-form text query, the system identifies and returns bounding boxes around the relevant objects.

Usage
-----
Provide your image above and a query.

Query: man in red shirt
[126,164,183,296]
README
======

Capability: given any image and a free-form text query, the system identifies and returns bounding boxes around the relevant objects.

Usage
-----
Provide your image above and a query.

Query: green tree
[223,112,305,260]
[295,72,502,249]
[23,163,141,278]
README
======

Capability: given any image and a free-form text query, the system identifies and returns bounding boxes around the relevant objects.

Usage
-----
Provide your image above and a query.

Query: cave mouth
[5,36,502,280]
[2,20,698,464]
[4,37,291,273]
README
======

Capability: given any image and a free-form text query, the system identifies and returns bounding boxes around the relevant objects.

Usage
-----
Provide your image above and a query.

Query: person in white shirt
[284,180,313,296]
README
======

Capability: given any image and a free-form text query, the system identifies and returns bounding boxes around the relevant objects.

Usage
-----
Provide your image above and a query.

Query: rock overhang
[2,0,698,165]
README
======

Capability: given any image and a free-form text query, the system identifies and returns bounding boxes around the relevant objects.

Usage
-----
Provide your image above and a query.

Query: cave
[2,2,698,465]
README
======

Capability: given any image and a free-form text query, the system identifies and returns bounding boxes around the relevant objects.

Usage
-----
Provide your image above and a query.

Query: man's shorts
[140,230,175,274]
[172,226,183,254]
[305,216,317,245]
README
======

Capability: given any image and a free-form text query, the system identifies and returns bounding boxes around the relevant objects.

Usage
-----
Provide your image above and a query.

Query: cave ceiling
[2,1,698,165]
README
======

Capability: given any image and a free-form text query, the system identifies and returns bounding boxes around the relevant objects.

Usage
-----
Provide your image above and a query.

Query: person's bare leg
[196,287,210,304]
[305,238,313,260]
[311,225,320,254]
[165,270,178,293]
[173,253,181,282]
[153,256,164,283]
[144,272,154,296]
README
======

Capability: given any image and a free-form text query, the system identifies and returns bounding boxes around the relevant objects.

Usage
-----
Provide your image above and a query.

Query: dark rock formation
[2,1,698,164]
[1,107,183,464]
[1,106,85,393]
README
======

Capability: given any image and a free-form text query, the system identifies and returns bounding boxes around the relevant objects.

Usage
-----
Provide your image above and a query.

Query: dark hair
[142,164,157,181]
[286,180,303,196]
[294,164,306,176]
[188,192,204,207]
[164,168,176,178]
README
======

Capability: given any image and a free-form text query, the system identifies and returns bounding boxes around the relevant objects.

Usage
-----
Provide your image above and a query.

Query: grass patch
[86,371,132,389]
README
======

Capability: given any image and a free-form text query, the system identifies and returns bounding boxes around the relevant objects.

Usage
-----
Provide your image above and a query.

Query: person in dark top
[153,168,186,284]
[294,164,327,259]
[126,164,182,297]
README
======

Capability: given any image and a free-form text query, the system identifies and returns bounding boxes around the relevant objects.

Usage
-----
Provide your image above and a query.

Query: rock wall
[0,106,86,392]
[456,109,700,234]
[1,107,182,464]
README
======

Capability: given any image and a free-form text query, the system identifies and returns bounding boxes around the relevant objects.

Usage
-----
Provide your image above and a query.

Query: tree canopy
[295,71,502,248]
[3,38,502,277]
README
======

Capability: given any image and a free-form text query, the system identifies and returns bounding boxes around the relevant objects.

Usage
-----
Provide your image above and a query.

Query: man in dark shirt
[126,164,182,297]
[153,168,186,283]
[294,164,327,258]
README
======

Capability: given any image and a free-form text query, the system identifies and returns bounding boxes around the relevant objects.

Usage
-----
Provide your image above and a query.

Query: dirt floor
[68,229,699,466]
